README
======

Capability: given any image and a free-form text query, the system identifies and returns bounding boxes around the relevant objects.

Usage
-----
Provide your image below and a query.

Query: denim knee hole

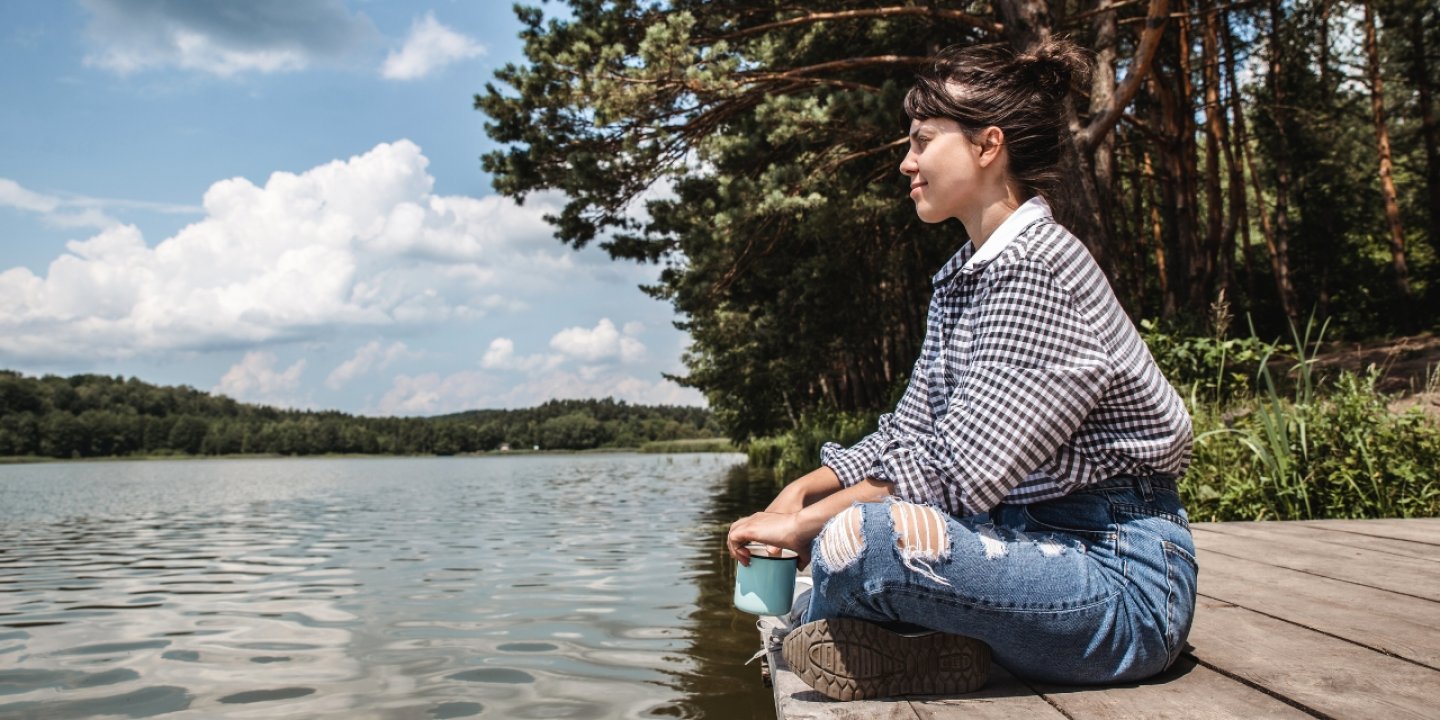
[890,502,952,586]
[817,504,865,572]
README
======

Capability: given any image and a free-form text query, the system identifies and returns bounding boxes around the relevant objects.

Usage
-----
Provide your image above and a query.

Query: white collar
[962,196,1053,271]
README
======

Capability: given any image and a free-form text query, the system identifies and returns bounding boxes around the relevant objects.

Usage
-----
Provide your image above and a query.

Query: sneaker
[781,618,991,701]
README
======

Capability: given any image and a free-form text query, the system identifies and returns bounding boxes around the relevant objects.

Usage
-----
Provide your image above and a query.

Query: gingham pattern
[821,207,1192,517]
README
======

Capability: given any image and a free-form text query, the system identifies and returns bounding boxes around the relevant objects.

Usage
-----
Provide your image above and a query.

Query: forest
[0,370,721,459]
[477,0,1440,520]
[479,0,1438,441]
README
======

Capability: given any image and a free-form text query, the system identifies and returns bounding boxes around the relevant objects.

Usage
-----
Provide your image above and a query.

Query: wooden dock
[760,518,1440,719]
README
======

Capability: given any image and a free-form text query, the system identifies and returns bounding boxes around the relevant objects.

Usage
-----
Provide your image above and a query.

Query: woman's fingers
[727,516,753,566]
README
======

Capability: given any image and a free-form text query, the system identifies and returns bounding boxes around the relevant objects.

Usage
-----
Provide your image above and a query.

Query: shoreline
[0,441,740,466]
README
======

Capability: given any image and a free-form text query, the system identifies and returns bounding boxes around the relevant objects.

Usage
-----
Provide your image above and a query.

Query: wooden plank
[1187,596,1440,719]
[1196,547,1440,668]
[1203,520,1440,563]
[909,665,1066,720]
[765,639,923,720]
[1192,524,1440,599]
[1294,518,1440,546]
[1028,656,1313,719]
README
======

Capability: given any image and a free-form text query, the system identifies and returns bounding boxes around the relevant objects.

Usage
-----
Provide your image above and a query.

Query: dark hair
[904,39,1092,197]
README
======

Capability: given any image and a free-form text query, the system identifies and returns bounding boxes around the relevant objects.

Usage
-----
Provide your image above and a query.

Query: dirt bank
[1308,332,1440,420]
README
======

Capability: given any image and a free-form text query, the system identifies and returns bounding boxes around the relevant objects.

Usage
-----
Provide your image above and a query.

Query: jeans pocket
[1162,540,1198,666]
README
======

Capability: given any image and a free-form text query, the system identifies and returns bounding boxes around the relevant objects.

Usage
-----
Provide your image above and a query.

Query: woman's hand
[727,511,802,567]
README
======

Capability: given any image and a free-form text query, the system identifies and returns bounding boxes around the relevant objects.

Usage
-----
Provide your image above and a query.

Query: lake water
[0,454,784,719]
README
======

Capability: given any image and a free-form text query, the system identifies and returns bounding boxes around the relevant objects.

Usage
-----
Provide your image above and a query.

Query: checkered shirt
[821,200,1192,517]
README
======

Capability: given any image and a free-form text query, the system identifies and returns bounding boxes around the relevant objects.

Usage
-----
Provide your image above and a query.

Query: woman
[726,39,1196,701]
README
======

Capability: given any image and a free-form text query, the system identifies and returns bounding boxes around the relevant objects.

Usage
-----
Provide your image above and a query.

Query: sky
[0,0,704,415]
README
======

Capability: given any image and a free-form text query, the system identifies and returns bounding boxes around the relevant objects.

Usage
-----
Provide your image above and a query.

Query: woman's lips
[909,183,926,199]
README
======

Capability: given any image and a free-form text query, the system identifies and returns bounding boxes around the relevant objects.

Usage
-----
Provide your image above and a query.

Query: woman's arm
[728,477,893,565]
[764,466,844,514]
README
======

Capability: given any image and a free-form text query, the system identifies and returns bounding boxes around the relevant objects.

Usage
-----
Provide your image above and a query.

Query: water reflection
[670,464,788,720]
[1,454,780,719]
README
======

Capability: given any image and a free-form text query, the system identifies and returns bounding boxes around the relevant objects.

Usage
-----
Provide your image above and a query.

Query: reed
[1179,316,1440,521]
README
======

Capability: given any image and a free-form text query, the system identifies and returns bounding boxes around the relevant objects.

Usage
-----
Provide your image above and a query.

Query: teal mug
[734,542,798,616]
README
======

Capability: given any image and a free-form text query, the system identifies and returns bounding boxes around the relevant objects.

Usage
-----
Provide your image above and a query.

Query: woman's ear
[976,126,1006,168]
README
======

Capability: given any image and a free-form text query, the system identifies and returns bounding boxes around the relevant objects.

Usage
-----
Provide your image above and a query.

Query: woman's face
[899,117,983,224]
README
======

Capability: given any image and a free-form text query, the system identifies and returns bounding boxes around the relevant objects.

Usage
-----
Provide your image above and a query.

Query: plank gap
[1018,676,1080,720]
[1185,654,1333,720]
[1201,522,1440,562]
[1199,546,1440,604]
[1299,524,1440,549]
[1198,590,1440,673]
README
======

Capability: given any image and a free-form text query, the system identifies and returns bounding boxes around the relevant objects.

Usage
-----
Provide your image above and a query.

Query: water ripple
[0,454,748,718]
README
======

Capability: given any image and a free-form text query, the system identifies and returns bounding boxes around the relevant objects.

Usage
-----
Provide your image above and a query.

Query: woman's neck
[962,186,1027,249]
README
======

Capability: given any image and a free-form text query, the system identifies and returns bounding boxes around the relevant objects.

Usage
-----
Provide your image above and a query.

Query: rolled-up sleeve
[821,355,936,488]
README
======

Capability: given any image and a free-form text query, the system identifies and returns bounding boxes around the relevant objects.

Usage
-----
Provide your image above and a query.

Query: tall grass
[637,438,737,454]
[1173,315,1440,521]
[746,411,876,485]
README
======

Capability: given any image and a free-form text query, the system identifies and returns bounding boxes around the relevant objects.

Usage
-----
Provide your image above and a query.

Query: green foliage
[1139,318,1276,404]
[0,370,720,459]
[1187,369,1440,521]
[638,438,736,453]
[1182,319,1440,521]
[478,1,1440,446]
[746,410,877,484]
[479,2,979,442]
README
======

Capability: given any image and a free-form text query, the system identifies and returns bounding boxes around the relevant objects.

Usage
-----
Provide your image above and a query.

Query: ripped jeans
[803,475,1198,685]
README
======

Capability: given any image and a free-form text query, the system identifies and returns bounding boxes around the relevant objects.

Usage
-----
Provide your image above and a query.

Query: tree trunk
[1363,0,1413,300]
[1408,9,1440,260]
[1090,0,1119,214]
[1265,0,1300,326]
[1144,150,1171,313]
[1319,0,1333,93]
[1090,0,1128,298]
[1147,13,1203,320]
[995,0,1114,278]
[1220,8,1254,295]
[1201,0,1228,309]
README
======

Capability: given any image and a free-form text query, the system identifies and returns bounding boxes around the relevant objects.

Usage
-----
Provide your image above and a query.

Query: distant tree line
[0,370,719,459]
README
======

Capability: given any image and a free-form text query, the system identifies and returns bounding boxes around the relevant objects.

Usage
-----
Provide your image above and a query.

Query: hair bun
[1016,39,1093,96]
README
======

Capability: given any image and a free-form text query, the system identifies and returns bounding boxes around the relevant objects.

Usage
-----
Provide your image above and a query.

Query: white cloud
[479,337,563,373]
[381,12,485,81]
[549,318,647,364]
[326,339,412,390]
[0,178,60,213]
[0,177,135,230]
[0,140,578,362]
[80,0,377,77]
[215,351,306,407]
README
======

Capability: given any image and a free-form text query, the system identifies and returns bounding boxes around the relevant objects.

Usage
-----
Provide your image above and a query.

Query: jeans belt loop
[1137,475,1155,502]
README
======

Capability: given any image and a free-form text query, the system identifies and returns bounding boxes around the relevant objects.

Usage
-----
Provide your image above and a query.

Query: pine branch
[703,7,1002,44]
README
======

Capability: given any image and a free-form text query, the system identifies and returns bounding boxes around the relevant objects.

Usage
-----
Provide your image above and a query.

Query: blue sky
[0,0,702,415]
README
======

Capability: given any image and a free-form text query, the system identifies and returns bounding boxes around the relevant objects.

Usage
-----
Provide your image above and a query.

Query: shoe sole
[781,618,991,701]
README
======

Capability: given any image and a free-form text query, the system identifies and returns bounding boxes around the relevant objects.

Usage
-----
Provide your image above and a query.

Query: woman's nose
[899,153,917,176]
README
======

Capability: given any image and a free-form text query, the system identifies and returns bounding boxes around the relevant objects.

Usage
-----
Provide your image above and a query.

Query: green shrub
[1183,318,1440,521]
[746,410,877,483]
[637,438,737,453]
[1139,317,1277,404]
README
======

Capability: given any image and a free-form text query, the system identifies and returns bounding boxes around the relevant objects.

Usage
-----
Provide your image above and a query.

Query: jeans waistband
[1077,474,1179,495]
